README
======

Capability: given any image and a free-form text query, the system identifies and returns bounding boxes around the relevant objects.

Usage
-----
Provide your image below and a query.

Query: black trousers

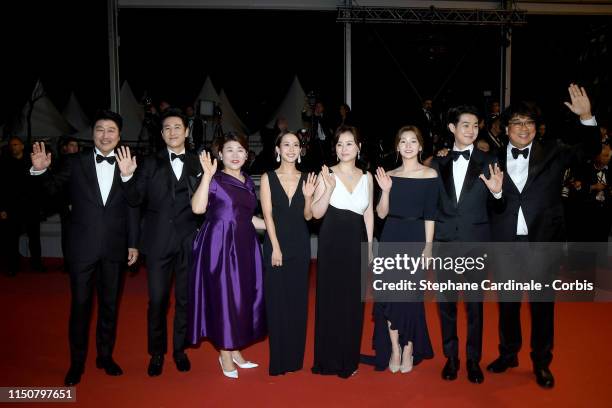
[438,301,483,362]
[146,232,192,357]
[495,235,555,369]
[497,301,554,368]
[68,259,124,367]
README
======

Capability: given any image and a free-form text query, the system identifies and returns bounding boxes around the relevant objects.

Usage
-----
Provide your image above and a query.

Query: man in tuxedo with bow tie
[486,84,599,388]
[116,108,203,377]
[30,110,140,386]
[431,105,503,384]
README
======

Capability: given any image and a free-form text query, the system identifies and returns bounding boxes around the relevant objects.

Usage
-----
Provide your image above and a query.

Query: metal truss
[336,5,527,26]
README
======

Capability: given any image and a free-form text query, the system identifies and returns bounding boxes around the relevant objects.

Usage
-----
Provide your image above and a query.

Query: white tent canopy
[194,76,220,105]
[63,92,90,131]
[119,81,144,142]
[266,75,306,131]
[219,88,249,135]
[14,80,74,141]
[62,92,92,142]
[248,76,306,153]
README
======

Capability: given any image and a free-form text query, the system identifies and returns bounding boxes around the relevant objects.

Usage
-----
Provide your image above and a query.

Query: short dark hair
[160,108,188,128]
[8,136,24,145]
[501,102,540,127]
[217,131,248,151]
[59,136,78,148]
[93,109,123,131]
[446,105,480,126]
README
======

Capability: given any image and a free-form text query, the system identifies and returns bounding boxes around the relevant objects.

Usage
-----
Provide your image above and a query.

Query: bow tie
[171,153,185,162]
[511,147,529,160]
[451,150,470,161]
[96,154,116,165]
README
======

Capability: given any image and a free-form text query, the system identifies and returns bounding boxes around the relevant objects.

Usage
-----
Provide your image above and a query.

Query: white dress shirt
[168,148,186,180]
[506,116,598,236]
[452,144,474,203]
[94,148,116,206]
[506,142,532,235]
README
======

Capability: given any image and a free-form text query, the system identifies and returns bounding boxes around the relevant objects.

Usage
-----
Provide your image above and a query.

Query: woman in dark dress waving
[260,131,316,376]
[371,125,437,373]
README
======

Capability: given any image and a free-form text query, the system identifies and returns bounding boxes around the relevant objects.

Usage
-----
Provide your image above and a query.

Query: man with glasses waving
[486,84,599,388]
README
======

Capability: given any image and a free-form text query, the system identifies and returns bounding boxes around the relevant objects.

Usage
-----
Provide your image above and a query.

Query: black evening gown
[312,173,368,379]
[263,171,311,375]
[370,176,437,370]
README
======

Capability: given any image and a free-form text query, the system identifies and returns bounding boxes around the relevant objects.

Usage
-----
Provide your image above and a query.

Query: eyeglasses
[508,119,536,128]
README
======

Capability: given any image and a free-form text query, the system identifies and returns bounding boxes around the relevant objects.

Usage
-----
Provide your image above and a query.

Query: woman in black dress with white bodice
[311,125,374,378]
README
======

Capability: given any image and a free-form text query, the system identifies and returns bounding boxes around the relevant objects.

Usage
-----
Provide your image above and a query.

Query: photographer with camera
[302,92,334,169]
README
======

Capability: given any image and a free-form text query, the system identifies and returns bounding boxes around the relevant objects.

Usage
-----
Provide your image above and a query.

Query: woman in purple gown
[189,133,267,379]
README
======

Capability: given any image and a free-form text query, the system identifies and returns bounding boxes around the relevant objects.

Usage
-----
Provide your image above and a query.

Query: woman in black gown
[311,125,374,378]
[371,125,437,373]
[261,131,317,375]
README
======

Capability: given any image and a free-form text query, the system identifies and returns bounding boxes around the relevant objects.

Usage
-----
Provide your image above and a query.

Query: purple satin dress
[188,172,266,350]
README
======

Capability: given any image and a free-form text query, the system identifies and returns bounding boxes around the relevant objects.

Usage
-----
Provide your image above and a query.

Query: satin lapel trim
[498,148,520,194]
[81,152,104,206]
[523,141,545,192]
[440,157,457,207]
[458,151,482,207]
[157,152,176,200]
[105,165,121,206]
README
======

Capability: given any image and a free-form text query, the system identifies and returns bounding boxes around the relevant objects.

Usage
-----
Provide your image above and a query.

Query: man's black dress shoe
[441,357,459,381]
[466,360,484,384]
[64,365,83,386]
[174,353,191,372]
[96,357,123,376]
[534,367,555,388]
[487,356,519,373]
[148,355,164,377]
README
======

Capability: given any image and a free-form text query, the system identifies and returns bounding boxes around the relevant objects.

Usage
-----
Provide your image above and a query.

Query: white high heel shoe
[232,357,258,369]
[400,344,414,373]
[219,357,238,379]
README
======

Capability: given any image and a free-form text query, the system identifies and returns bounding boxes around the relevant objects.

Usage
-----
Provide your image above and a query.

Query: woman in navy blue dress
[371,125,437,373]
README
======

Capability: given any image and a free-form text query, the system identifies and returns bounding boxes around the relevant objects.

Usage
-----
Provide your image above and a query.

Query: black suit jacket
[124,150,203,256]
[431,148,498,242]
[490,125,600,242]
[38,149,139,263]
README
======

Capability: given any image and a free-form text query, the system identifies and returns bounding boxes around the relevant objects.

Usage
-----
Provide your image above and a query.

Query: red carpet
[1,260,610,407]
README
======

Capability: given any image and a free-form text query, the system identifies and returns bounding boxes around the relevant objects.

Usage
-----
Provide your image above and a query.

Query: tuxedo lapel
[105,165,121,206]
[522,141,546,192]
[440,156,457,207]
[156,151,176,200]
[81,151,104,206]
[498,146,520,195]
[458,150,482,206]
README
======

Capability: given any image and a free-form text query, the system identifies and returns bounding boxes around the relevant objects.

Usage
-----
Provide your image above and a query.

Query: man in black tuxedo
[486,84,599,388]
[116,108,202,376]
[30,110,139,386]
[431,105,503,384]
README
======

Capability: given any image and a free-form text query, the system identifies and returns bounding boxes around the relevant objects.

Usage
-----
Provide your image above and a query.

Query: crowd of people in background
[0,83,610,391]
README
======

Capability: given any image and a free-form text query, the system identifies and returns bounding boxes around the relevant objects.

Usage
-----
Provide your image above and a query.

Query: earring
[276,153,281,162]
[357,151,360,160]
[337,155,340,162]
[297,154,301,164]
